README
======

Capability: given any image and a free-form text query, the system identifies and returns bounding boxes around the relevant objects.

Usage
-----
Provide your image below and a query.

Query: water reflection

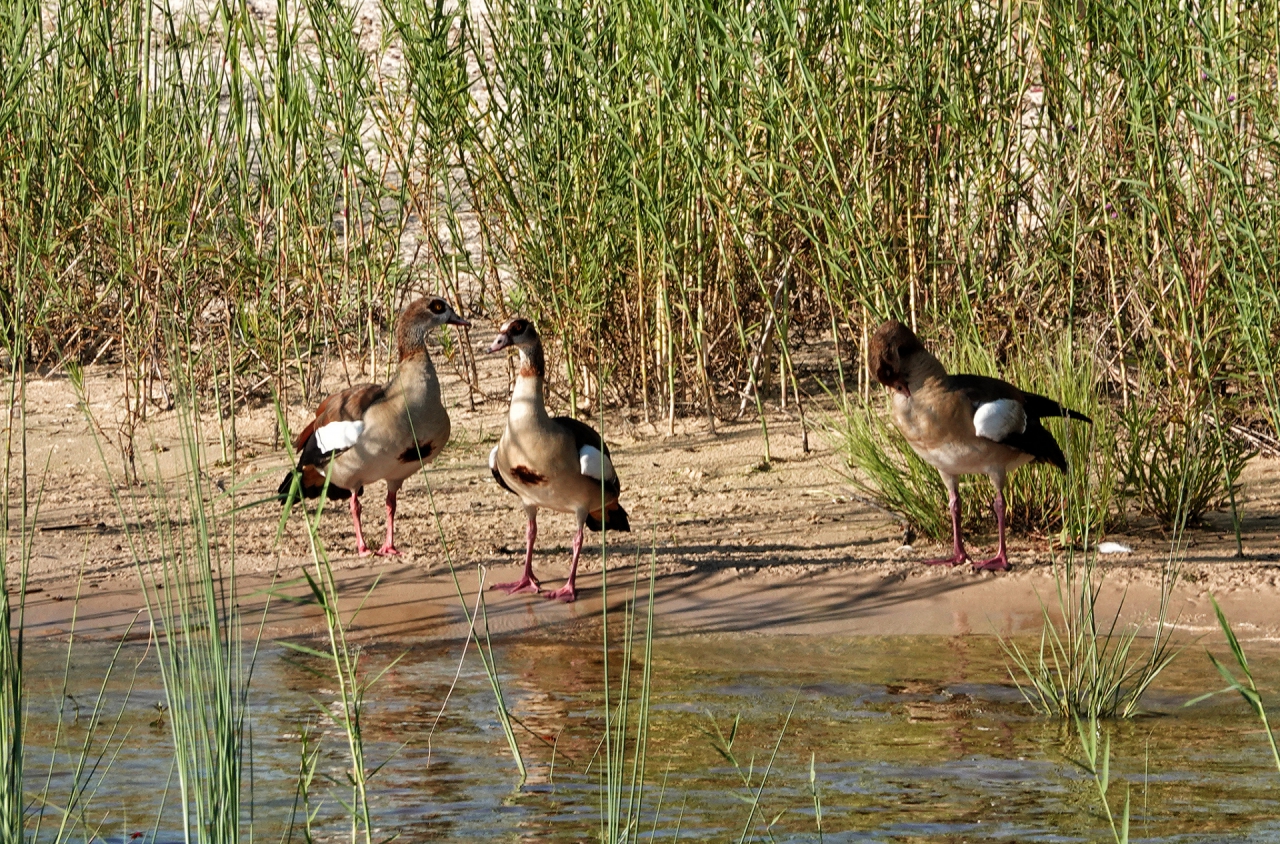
[19,633,1280,842]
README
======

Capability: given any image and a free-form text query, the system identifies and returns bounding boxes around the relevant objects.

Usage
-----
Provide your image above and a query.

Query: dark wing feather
[945,374,1025,406]
[947,374,1089,472]
[552,415,622,499]
[552,416,631,533]
[552,415,612,458]
[1022,391,1092,424]
[491,465,516,495]
[585,503,631,532]
[1000,419,1068,471]
[279,383,385,501]
[947,375,1091,423]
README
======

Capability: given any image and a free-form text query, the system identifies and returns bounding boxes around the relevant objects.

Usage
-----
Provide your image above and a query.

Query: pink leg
[375,488,402,556]
[975,490,1011,571]
[350,494,372,557]
[491,515,541,594]
[924,486,969,566]
[544,523,585,602]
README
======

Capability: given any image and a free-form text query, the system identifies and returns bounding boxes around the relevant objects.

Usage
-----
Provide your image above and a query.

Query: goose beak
[488,333,512,354]
[447,314,472,328]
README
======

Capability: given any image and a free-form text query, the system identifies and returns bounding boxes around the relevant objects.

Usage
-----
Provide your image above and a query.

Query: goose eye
[429,300,445,314]
[896,344,908,356]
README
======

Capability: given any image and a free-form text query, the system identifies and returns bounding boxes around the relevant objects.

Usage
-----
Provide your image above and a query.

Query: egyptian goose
[278,296,470,556]
[869,320,1091,571]
[486,318,630,602]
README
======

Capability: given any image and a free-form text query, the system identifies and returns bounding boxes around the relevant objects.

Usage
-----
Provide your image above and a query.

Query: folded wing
[553,415,629,532]
[948,374,1089,472]
[279,384,385,500]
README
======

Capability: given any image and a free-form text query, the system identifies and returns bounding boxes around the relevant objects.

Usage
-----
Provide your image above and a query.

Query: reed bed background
[1,0,1277,537]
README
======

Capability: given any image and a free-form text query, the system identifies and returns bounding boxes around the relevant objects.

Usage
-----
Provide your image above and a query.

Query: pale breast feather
[972,399,1026,442]
[313,420,365,455]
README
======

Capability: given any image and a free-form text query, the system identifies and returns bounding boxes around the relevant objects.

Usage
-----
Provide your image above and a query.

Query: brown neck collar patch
[519,344,545,379]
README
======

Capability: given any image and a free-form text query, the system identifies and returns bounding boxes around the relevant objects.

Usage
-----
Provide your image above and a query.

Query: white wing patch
[489,445,499,470]
[314,420,364,454]
[579,445,614,481]
[973,399,1026,442]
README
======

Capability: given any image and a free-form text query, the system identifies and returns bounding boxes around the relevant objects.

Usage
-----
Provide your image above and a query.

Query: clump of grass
[1003,550,1181,719]
[1119,401,1253,532]
[997,356,1184,721]
[826,395,949,542]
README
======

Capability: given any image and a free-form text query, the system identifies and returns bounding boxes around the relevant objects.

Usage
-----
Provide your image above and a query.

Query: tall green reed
[704,705,798,844]
[599,554,656,844]
[71,329,263,843]
[1073,715,1132,844]
[464,0,1279,440]
[276,397,411,840]
[1187,597,1280,773]
[280,516,386,844]
[1,0,1276,460]
[1,345,30,844]
[440,570,527,784]
[0,0,427,466]
[65,342,391,843]
[414,462,527,783]
[30,600,151,844]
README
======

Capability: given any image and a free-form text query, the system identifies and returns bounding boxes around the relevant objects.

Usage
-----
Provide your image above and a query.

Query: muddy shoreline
[8,360,1280,646]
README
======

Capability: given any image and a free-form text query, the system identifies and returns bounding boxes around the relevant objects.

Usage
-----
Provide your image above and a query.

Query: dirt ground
[7,340,1280,645]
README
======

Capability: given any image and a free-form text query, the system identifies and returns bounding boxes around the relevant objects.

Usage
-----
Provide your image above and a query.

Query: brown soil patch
[8,352,1280,644]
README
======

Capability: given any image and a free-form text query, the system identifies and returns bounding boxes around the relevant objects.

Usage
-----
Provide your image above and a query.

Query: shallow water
[20,629,1280,843]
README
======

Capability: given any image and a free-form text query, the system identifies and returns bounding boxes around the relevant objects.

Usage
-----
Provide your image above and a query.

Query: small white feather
[313,420,364,454]
[489,445,499,470]
[579,445,613,481]
[973,399,1026,441]
[1097,541,1132,555]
